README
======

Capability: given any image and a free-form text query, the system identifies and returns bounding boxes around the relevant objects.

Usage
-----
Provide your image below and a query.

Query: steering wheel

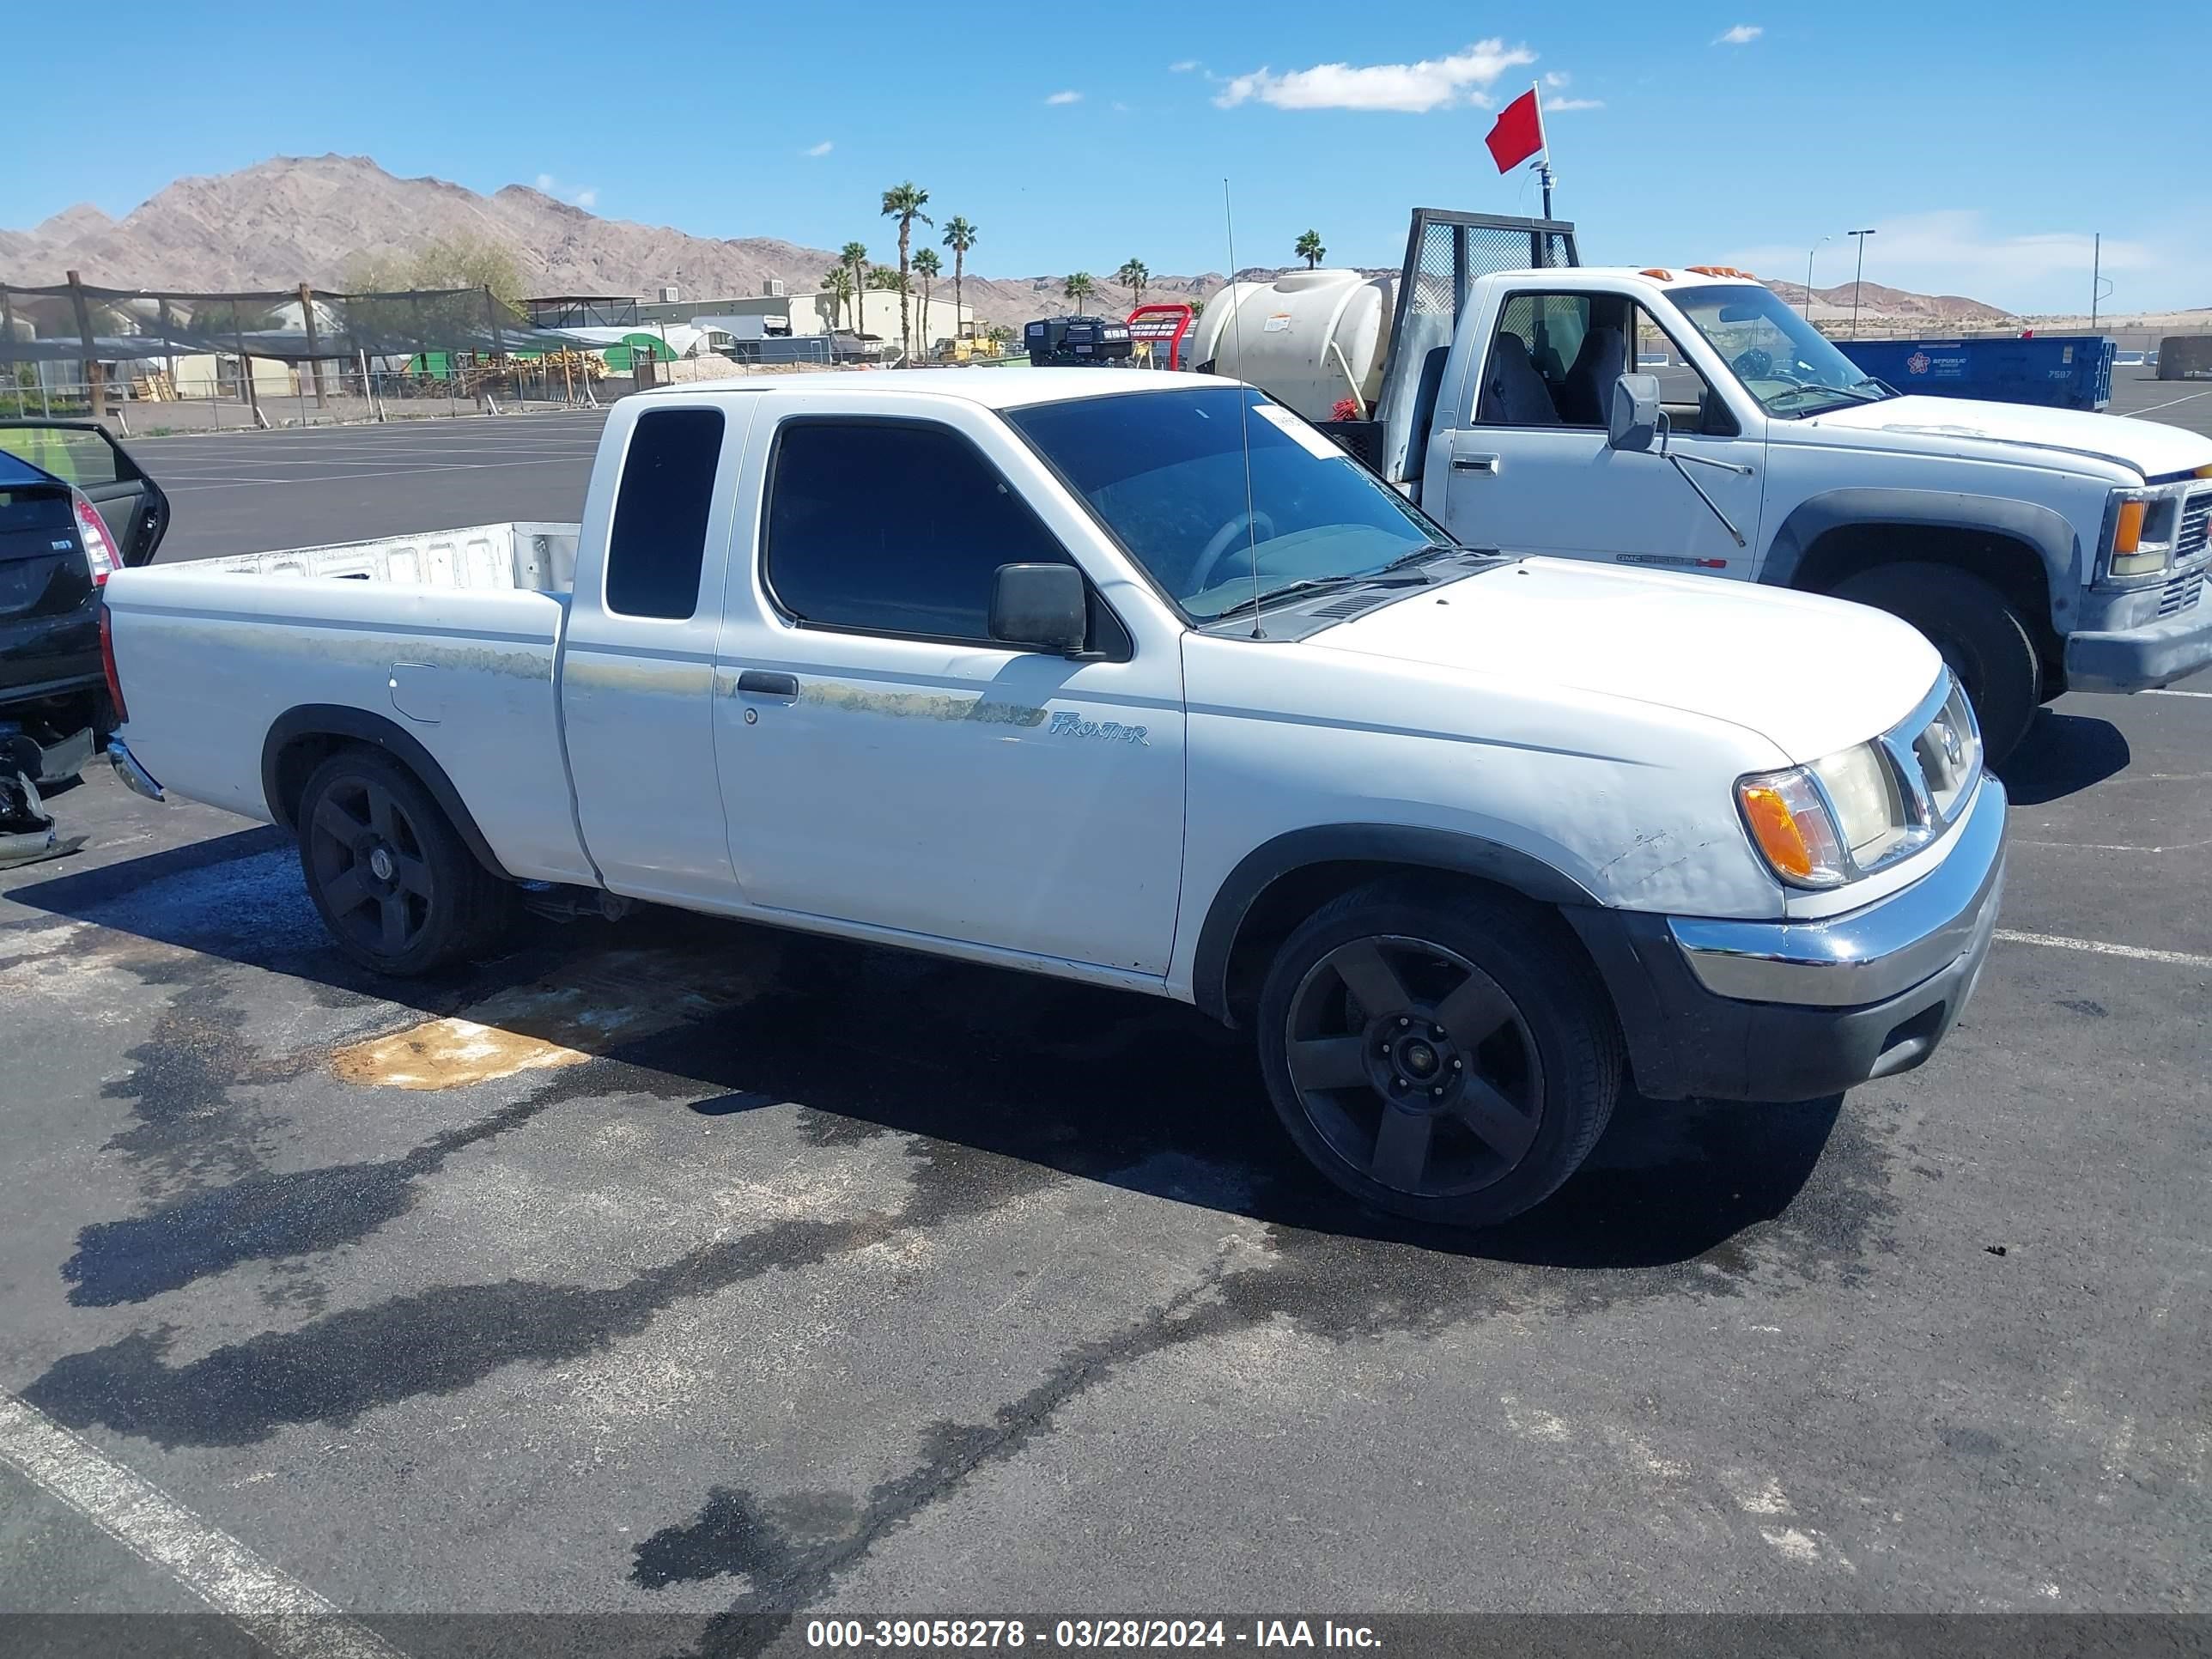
[1731,346,1775,380]
[1194,510,1277,594]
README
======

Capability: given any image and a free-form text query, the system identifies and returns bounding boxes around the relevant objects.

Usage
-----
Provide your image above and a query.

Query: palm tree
[1115,258,1150,307]
[912,248,942,353]
[821,265,854,332]
[880,181,933,362]
[1063,271,1096,313]
[1295,229,1326,269]
[941,216,977,334]
[841,240,869,345]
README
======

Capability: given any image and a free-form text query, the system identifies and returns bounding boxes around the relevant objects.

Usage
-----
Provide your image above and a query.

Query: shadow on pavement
[1997,709,2130,805]
[14,829,1844,1279]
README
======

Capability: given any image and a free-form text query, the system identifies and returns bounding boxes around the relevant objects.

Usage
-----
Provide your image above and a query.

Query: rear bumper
[2064,573,2212,692]
[1568,776,2007,1103]
[106,736,164,802]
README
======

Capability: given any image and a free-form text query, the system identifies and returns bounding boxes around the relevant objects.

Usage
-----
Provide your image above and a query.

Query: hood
[1797,394,2212,480]
[1307,558,1942,763]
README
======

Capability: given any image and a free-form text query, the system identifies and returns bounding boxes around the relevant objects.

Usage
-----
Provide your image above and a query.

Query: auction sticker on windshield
[1250,403,1346,461]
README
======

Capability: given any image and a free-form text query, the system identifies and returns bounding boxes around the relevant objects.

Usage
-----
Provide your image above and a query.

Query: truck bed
[104,525,595,885]
[205,520,580,592]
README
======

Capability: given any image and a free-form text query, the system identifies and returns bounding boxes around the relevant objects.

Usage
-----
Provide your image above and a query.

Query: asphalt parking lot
[136,410,609,563]
[3,403,2209,1653]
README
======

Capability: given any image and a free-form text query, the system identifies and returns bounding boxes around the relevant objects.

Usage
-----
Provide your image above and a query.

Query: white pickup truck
[101,370,2006,1226]
[1199,211,2212,762]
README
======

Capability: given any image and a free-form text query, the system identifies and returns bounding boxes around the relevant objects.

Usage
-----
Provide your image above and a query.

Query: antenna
[1222,179,1263,638]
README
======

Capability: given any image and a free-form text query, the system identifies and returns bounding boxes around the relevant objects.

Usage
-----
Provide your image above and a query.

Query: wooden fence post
[66,270,105,420]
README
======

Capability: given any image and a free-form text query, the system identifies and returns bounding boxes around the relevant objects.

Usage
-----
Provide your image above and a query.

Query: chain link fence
[0,276,617,433]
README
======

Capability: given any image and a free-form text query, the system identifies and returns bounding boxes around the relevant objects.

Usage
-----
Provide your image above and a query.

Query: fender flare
[1761,487,2082,627]
[260,704,512,879]
[1189,823,1600,1025]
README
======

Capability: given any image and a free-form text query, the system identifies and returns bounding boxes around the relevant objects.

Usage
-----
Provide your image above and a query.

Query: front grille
[2160,567,2206,618]
[2179,492,2211,562]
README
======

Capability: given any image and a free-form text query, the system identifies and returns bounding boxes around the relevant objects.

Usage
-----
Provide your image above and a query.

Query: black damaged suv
[0,421,167,784]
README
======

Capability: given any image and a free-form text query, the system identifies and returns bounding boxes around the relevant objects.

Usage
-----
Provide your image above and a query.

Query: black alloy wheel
[307,771,435,959]
[296,749,509,976]
[1283,935,1544,1199]
[1256,882,1623,1226]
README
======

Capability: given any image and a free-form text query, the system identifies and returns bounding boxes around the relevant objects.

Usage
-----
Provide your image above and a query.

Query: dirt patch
[330,949,764,1090]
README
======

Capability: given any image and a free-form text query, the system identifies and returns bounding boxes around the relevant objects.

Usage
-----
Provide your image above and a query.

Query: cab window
[763,418,1076,644]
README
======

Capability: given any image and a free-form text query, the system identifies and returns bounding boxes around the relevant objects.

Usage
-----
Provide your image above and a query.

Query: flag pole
[1532,81,1554,219]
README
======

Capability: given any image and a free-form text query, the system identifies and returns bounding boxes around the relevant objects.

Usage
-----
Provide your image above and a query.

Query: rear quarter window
[604,408,725,620]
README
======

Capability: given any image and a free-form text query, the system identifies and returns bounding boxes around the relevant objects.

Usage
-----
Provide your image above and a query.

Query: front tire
[1255,881,1623,1227]
[1831,562,2041,763]
[297,749,510,976]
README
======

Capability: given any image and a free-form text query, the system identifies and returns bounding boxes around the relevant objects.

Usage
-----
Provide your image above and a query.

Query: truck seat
[1477,333,1562,426]
[1558,326,1626,425]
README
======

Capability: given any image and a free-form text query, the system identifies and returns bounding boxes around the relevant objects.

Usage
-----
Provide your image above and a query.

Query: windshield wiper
[1376,542,1482,574]
[1769,380,1883,408]
[1206,571,1431,624]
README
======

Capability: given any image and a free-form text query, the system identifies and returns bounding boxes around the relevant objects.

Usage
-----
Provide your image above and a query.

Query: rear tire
[1831,561,2041,763]
[1255,880,1623,1227]
[296,749,510,976]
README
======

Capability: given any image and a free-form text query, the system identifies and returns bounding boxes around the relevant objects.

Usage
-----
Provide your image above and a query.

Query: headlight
[1736,765,1851,888]
[2105,485,2185,581]
[1736,677,1984,889]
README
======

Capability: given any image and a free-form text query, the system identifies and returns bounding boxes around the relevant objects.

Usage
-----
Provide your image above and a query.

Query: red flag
[1486,88,1544,173]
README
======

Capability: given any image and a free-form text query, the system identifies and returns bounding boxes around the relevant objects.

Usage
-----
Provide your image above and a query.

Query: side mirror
[988,562,1088,653]
[1607,373,1662,452]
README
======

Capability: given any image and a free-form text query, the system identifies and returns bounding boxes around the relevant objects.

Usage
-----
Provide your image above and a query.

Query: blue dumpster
[1838,336,2114,411]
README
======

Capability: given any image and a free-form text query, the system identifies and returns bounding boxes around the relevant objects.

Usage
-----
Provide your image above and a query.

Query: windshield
[1670,284,1893,416]
[1005,386,1451,622]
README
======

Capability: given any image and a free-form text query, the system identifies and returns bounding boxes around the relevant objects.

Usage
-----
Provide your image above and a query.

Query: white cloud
[1045,88,1083,105]
[1212,38,1535,113]
[1543,70,1571,88]
[1169,59,1199,72]
[1547,97,1603,111]
[1723,210,2167,313]
[534,173,555,191]
[1715,24,1762,44]
[1111,100,1130,112]
[573,187,598,208]
[803,141,834,157]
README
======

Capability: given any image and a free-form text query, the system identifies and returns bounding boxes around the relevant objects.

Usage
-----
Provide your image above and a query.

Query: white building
[641,284,974,360]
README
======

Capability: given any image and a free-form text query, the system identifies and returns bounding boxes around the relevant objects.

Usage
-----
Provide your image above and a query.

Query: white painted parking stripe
[2145,689,2212,699]
[2119,389,2212,417]
[0,1394,406,1659]
[161,456,589,491]
[1994,928,2212,968]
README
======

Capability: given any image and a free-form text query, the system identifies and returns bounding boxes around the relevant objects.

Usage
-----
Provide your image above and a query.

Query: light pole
[1847,228,1876,339]
[1804,236,1832,321]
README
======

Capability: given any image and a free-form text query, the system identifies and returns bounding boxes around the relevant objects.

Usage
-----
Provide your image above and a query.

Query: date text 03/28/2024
[805,1619,1382,1649]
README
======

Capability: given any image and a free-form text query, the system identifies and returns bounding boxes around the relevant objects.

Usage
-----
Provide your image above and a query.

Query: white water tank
[1190,268,1398,421]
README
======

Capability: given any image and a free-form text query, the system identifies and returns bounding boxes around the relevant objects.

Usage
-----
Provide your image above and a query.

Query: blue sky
[7,1,2208,313]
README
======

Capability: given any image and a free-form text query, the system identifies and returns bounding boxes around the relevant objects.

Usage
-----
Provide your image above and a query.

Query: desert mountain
[1765,276,2011,323]
[3,153,2008,331]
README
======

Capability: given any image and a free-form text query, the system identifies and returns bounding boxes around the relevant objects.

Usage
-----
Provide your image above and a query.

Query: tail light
[100,604,129,726]
[73,490,121,586]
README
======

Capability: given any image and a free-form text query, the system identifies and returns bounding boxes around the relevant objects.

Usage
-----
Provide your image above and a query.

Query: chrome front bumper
[1670,775,2008,1007]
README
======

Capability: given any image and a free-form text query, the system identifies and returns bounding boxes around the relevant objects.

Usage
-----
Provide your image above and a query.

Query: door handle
[736,670,800,699]
[1450,453,1499,474]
